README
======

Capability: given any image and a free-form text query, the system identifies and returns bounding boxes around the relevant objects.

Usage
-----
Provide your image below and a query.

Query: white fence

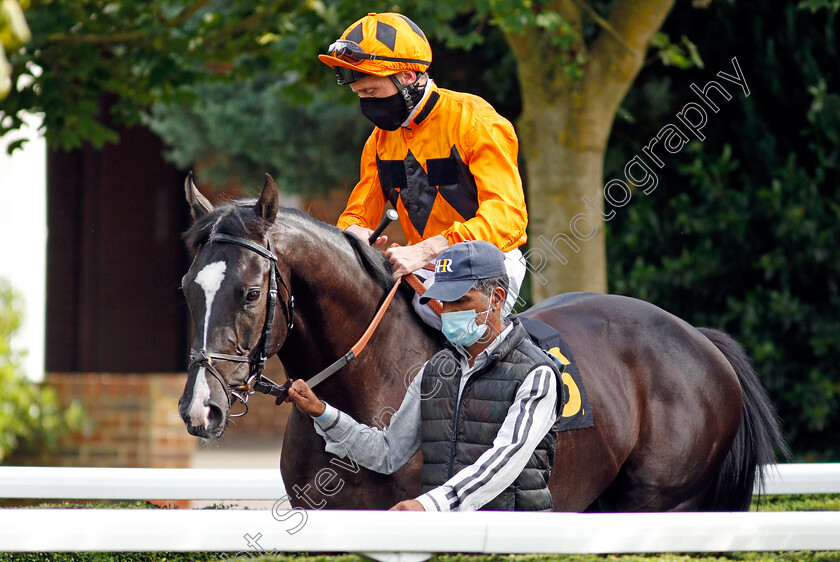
[1,463,839,499]
[759,463,840,495]
[0,466,286,500]
[1,464,839,555]
[2,509,840,554]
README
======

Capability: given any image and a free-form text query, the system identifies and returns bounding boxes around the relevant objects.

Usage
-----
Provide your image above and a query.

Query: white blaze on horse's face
[187,260,227,428]
[195,260,227,349]
[187,366,212,428]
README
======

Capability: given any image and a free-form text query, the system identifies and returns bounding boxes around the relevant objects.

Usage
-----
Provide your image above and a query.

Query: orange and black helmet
[318,13,432,85]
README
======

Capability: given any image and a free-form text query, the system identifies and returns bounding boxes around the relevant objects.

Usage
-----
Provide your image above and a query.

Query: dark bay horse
[178,175,785,512]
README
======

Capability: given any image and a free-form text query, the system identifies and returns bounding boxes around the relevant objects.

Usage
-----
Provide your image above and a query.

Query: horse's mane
[184,202,401,295]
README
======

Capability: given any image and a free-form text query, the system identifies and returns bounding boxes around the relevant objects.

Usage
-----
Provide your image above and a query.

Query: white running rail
[1,465,839,556]
[1,509,840,553]
[1,463,838,500]
[0,466,286,500]
[758,463,840,494]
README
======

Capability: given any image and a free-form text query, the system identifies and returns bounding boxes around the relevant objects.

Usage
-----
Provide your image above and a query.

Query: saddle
[515,315,594,432]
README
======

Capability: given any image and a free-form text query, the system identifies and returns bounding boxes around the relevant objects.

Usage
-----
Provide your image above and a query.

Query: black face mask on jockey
[359,74,426,131]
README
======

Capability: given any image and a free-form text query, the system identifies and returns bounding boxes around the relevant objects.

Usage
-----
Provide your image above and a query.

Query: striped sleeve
[311,367,425,475]
[415,365,558,512]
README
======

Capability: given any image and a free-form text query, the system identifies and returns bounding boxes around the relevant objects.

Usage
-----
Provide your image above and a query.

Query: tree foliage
[0,0,30,99]
[144,77,371,195]
[141,6,526,194]
[2,0,700,152]
[606,0,840,459]
[1,0,323,151]
[0,278,81,462]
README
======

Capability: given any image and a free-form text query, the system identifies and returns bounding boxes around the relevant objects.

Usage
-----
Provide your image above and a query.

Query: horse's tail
[697,327,789,511]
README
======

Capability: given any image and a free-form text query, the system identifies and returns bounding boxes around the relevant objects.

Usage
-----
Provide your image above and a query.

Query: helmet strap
[389,72,427,113]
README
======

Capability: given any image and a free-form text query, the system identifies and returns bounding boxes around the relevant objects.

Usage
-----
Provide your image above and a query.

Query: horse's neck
[275,224,440,419]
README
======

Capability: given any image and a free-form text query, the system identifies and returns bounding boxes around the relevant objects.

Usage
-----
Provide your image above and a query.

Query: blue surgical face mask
[441,308,491,347]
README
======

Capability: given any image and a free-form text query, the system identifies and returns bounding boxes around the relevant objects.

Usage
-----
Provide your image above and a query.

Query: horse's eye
[246,289,261,302]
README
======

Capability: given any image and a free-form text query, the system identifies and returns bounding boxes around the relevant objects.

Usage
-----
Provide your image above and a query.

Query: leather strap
[404,273,443,316]
[351,278,402,356]
[306,277,403,390]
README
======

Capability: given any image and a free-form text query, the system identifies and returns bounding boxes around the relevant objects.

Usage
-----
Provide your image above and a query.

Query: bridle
[188,232,294,417]
[186,228,434,419]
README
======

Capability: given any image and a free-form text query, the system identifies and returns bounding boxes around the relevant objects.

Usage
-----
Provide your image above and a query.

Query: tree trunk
[516,82,611,300]
[503,0,676,301]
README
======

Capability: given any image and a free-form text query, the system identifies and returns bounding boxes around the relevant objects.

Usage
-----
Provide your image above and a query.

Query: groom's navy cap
[419,241,507,304]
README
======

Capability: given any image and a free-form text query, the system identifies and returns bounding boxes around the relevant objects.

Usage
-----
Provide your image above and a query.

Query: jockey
[318,12,528,328]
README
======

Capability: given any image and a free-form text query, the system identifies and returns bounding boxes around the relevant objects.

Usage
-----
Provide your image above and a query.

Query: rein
[302,270,440,388]
[188,231,413,416]
[242,277,403,409]
[403,272,443,316]
[301,278,402,390]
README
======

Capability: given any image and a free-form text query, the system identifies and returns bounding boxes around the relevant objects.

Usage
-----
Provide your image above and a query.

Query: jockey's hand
[389,499,425,511]
[345,224,387,247]
[385,235,449,279]
[286,379,326,417]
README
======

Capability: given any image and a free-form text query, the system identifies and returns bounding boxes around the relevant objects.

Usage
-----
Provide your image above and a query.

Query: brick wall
[15,373,197,469]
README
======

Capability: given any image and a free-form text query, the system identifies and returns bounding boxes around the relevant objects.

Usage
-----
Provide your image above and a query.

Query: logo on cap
[435,259,453,273]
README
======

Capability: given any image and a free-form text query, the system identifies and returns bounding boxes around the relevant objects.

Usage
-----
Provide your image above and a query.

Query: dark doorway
[46,125,189,372]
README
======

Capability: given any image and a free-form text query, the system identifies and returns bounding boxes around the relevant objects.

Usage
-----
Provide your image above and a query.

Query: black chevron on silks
[429,146,479,221]
[376,150,434,236]
[376,148,480,237]
[399,150,438,235]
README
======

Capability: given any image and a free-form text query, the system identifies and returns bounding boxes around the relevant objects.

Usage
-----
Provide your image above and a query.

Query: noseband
[189,232,294,417]
[187,230,410,420]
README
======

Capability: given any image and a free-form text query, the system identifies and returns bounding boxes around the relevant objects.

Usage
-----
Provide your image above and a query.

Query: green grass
[754,494,840,511]
[1,495,839,562]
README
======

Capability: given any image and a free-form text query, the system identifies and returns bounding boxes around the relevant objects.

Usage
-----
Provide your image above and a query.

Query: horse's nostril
[206,403,225,431]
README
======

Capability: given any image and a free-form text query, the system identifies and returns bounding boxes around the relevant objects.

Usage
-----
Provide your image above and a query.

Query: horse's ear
[185,171,213,221]
[253,173,279,225]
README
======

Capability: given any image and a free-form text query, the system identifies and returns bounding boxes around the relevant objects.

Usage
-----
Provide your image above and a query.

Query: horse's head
[178,173,292,438]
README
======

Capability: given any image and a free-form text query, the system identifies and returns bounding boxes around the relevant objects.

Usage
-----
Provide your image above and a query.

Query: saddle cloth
[515,315,594,432]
